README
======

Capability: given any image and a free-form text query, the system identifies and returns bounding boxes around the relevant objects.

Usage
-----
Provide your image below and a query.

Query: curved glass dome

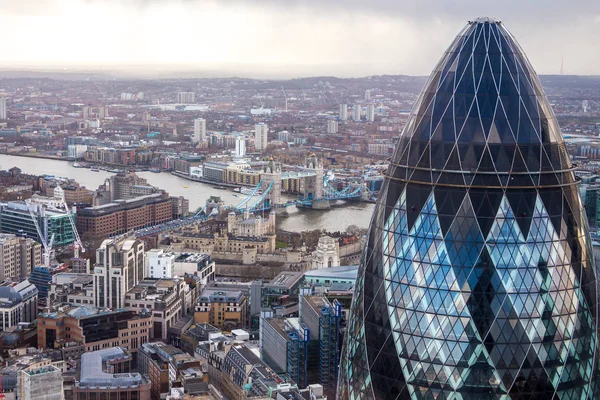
[338,18,600,399]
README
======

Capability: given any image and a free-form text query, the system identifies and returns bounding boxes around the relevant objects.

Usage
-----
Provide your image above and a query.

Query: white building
[327,120,338,134]
[177,92,195,104]
[352,104,361,121]
[255,123,268,151]
[146,249,176,279]
[312,236,340,269]
[339,104,348,121]
[365,89,371,100]
[0,280,38,331]
[367,104,375,122]
[235,136,247,158]
[583,100,590,113]
[82,106,90,119]
[0,97,6,120]
[193,118,206,143]
[190,166,203,179]
[145,249,215,285]
[68,144,88,159]
[173,253,215,286]
[93,236,145,309]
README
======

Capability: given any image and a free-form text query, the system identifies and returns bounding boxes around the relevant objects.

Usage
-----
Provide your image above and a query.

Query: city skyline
[1,0,599,77]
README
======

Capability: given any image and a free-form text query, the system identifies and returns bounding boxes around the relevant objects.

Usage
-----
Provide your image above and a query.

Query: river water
[0,154,375,232]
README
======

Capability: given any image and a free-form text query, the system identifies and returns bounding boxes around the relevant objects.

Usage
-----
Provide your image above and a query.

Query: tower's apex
[469,16,500,24]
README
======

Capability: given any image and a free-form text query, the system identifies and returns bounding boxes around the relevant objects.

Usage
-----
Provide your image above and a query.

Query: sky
[1,0,599,78]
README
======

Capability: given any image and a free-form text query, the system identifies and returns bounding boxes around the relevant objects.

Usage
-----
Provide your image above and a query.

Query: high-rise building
[339,104,348,121]
[193,118,206,143]
[0,202,75,247]
[327,120,338,134]
[352,104,361,121]
[82,106,90,119]
[255,123,268,151]
[93,236,145,309]
[339,18,600,399]
[0,234,41,281]
[235,136,246,157]
[0,97,7,119]
[583,99,590,113]
[366,104,375,122]
[364,89,371,101]
[177,92,195,104]
[98,106,109,119]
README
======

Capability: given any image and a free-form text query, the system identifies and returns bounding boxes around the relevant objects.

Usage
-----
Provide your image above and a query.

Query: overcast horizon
[2,0,599,78]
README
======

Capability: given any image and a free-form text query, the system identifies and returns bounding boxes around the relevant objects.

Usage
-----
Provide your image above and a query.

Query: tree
[346,224,367,237]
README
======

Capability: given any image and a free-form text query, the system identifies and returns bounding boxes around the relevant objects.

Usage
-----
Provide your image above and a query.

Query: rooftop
[79,347,145,388]
[198,288,245,304]
[266,271,304,290]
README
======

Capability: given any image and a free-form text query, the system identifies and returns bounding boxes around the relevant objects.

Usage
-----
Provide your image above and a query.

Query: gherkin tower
[338,18,600,400]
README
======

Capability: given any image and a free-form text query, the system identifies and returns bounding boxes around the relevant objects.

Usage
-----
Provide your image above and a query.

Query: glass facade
[338,18,600,399]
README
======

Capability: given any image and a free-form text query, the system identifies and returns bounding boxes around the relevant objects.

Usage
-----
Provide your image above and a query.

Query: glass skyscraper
[338,18,600,399]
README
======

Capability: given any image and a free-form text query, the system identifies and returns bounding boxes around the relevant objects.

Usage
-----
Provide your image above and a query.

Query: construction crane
[25,200,54,267]
[61,198,85,258]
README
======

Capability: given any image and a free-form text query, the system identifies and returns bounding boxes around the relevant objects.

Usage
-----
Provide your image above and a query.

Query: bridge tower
[301,154,329,209]
[261,158,282,211]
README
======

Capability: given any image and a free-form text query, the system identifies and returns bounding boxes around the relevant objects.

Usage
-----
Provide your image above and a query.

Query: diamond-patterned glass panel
[338,18,600,400]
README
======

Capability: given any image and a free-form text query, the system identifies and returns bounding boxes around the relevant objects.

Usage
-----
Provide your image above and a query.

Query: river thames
[0,154,375,232]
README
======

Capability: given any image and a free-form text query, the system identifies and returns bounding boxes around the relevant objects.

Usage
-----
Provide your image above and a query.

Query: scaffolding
[286,323,310,389]
[319,299,342,396]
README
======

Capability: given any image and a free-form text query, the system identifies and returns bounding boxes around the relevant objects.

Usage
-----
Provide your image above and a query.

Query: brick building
[76,193,173,237]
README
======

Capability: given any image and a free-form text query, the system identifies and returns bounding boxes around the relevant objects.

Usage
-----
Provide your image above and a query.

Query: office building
[339,18,600,399]
[0,280,38,331]
[73,347,151,400]
[0,201,75,246]
[366,103,375,122]
[48,273,94,306]
[260,296,342,398]
[138,342,190,400]
[93,236,145,309]
[193,118,206,143]
[0,234,41,281]
[255,123,268,151]
[177,92,195,104]
[124,279,194,340]
[0,97,6,119]
[194,288,248,330]
[234,136,246,157]
[146,249,214,283]
[77,193,173,238]
[29,265,69,300]
[18,365,64,400]
[339,104,348,121]
[37,306,151,353]
[327,119,338,134]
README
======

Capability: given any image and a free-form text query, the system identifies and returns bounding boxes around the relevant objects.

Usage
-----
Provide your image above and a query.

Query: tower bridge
[133,156,370,238]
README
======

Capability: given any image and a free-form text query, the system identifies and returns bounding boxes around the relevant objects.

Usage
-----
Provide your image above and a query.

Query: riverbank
[171,171,247,188]
[4,152,65,161]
